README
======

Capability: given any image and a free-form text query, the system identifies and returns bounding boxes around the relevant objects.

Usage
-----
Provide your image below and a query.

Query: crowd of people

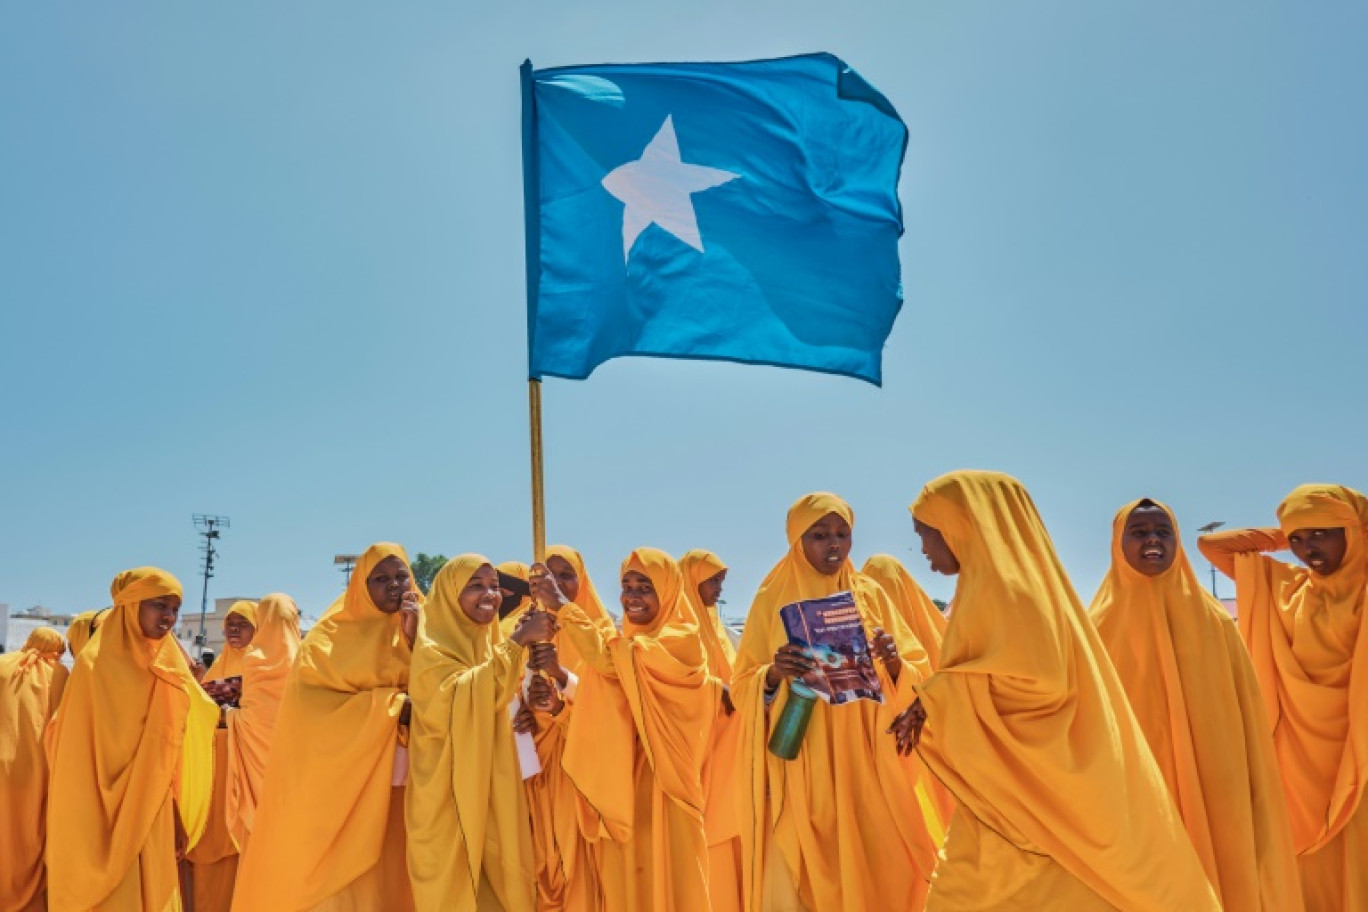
[1,470,1364,911]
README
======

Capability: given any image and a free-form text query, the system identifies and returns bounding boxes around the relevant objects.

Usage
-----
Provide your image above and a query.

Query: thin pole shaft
[529,379,546,562]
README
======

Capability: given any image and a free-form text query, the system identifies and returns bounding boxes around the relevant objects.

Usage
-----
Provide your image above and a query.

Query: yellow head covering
[230,543,416,911]
[407,554,534,911]
[1089,499,1301,909]
[202,599,259,682]
[497,560,530,581]
[66,608,108,659]
[679,548,736,684]
[45,567,219,910]
[224,593,301,851]
[862,554,948,671]
[17,626,65,668]
[910,471,1217,909]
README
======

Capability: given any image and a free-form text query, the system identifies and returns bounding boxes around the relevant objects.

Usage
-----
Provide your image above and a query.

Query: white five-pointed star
[601,115,740,261]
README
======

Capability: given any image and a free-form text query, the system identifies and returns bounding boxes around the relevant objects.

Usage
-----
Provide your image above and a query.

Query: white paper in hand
[510,669,542,780]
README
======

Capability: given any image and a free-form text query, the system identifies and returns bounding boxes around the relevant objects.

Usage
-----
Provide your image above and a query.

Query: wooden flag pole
[528,378,547,563]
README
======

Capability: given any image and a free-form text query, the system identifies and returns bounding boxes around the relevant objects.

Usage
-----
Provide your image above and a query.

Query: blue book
[779,591,883,705]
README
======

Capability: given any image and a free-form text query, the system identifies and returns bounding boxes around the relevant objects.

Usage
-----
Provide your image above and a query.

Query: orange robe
[1200,483,1368,911]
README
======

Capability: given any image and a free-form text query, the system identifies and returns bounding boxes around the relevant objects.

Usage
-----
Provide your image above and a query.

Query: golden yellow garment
[223,593,300,852]
[733,494,940,912]
[407,554,535,912]
[1090,500,1302,910]
[66,609,108,660]
[862,554,948,671]
[230,544,416,912]
[46,568,219,912]
[910,472,1218,911]
[1199,483,1368,911]
[1,628,68,912]
[679,549,742,912]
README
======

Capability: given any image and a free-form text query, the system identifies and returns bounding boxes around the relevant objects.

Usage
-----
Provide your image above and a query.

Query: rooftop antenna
[334,554,361,584]
[193,515,230,647]
[1197,520,1226,598]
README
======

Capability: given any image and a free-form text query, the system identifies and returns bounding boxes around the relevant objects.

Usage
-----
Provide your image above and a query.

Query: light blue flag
[522,53,907,386]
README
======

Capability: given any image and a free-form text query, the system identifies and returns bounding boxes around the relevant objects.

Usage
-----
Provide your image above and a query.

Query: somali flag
[521,53,908,386]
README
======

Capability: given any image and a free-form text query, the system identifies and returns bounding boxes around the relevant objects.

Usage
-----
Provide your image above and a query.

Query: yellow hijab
[407,554,534,912]
[1236,483,1368,855]
[862,554,948,671]
[0,628,69,912]
[911,472,1218,910]
[202,600,258,682]
[230,543,416,912]
[45,567,219,910]
[1090,499,1302,909]
[65,608,108,659]
[679,549,736,684]
[223,593,300,851]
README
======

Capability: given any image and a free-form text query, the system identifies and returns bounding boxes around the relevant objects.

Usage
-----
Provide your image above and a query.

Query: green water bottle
[768,680,818,760]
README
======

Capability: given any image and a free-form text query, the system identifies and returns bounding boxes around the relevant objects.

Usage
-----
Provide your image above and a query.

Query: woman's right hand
[528,564,569,611]
[765,643,816,691]
[512,700,539,735]
[511,608,558,647]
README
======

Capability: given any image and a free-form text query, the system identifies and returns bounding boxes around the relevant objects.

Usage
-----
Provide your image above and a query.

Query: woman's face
[138,595,182,640]
[1120,505,1177,576]
[1287,527,1348,576]
[223,613,257,650]
[459,564,503,625]
[697,569,726,608]
[801,512,853,575]
[621,570,661,627]
[367,556,412,613]
[914,519,960,576]
[546,555,581,602]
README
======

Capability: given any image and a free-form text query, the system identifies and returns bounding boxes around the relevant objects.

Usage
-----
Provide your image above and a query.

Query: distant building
[3,604,81,666]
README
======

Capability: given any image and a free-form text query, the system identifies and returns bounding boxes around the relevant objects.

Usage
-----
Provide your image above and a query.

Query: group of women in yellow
[1,470,1364,912]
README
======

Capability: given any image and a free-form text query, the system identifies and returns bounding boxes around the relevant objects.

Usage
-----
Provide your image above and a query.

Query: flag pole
[528,378,546,562]
[521,60,546,564]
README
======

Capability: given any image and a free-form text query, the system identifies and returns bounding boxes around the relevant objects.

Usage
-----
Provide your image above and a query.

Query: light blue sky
[3,1,1364,626]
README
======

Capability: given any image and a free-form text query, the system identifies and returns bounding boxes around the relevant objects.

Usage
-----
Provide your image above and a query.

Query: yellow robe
[230,543,416,912]
[45,568,218,912]
[679,549,742,912]
[1091,500,1302,910]
[0,628,68,912]
[909,471,1218,911]
[1199,483,1368,911]
[560,548,719,911]
[733,493,941,912]
[407,554,536,912]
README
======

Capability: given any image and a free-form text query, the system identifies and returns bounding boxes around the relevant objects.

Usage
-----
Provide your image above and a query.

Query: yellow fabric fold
[1090,499,1302,910]
[46,567,219,912]
[733,493,940,912]
[406,554,535,912]
[230,544,415,912]
[65,609,108,660]
[909,471,1218,911]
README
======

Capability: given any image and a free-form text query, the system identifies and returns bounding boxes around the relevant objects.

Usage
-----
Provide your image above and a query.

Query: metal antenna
[1197,520,1226,598]
[193,515,231,647]
[335,554,361,584]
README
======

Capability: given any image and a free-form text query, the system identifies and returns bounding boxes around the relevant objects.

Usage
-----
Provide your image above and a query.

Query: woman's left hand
[872,627,902,684]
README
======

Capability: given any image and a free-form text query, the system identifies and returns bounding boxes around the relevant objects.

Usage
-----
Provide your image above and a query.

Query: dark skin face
[914,519,960,575]
[367,556,413,613]
[1288,527,1348,576]
[138,595,182,640]
[621,570,662,627]
[697,569,726,608]
[222,614,256,650]
[545,556,580,603]
[801,513,852,575]
[1121,505,1178,577]
[459,564,503,626]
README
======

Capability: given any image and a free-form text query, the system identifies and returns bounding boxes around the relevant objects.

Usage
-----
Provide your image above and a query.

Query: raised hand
[872,627,902,684]
[887,698,927,756]
[527,674,564,716]
[398,590,421,647]
[765,643,817,692]
[512,608,558,647]
[527,641,569,688]
[528,563,569,611]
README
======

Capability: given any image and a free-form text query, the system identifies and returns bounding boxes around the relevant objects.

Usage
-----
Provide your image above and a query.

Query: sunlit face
[697,569,726,608]
[138,595,182,640]
[459,564,503,625]
[223,613,257,650]
[367,556,412,613]
[1120,504,1177,577]
[1287,527,1348,576]
[914,519,960,576]
[801,513,852,575]
[545,555,580,602]
[621,570,661,627]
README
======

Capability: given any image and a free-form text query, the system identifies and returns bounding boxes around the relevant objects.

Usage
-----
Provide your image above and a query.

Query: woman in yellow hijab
[407,553,557,911]
[862,554,948,671]
[732,493,941,911]
[0,627,68,912]
[679,549,742,912]
[532,547,720,910]
[46,567,219,911]
[187,600,258,912]
[230,543,420,912]
[1199,483,1368,911]
[222,593,300,853]
[894,471,1219,910]
[1090,499,1302,910]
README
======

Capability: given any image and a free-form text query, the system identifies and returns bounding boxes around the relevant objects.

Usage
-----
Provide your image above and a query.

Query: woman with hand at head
[732,493,941,911]
[46,567,219,911]
[892,471,1219,910]
[407,554,558,911]
[230,543,421,912]
[0,627,68,912]
[1199,484,1368,911]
